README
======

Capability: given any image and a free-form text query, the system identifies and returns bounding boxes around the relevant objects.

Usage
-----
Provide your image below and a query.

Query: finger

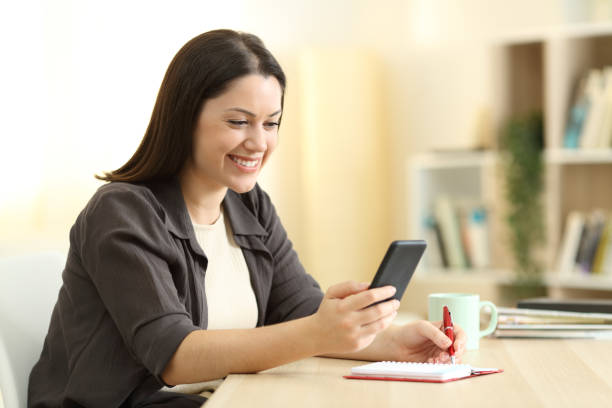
[325,281,369,299]
[418,321,452,350]
[361,310,398,336]
[452,323,468,355]
[436,351,450,364]
[354,299,400,326]
[343,286,397,310]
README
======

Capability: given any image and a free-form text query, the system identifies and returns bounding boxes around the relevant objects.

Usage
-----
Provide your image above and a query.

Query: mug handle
[479,301,498,338]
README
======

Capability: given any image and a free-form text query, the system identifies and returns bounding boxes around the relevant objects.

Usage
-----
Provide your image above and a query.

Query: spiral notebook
[344,361,503,383]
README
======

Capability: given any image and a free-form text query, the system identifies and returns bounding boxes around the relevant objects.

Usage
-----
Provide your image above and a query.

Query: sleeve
[251,185,324,325]
[77,185,200,380]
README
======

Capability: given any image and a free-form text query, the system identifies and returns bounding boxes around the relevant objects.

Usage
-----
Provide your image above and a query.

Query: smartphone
[369,240,427,305]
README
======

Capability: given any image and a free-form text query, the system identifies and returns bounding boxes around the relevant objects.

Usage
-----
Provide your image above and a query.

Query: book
[498,306,612,321]
[498,314,612,325]
[557,211,585,277]
[423,215,448,268]
[576,211,607,274]
[344,361,502,383]
[597,67,612,148]
[458,206,473,268]
[564,75,590,148]
[592,216,612,275]
[494,329,612,339]
[497,323,612,330]
[517,298,612,314]
[591,216,611,275]
[465,207,490,268]
[602,218,612,276]
[434,196,467,269]
[580,69,606,149]
[494,306,612,339]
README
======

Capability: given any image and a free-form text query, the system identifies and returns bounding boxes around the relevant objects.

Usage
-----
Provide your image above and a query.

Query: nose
[244,126,267,152]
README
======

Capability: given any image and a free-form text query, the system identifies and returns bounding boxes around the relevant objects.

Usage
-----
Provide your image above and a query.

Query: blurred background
[2,0,612,318]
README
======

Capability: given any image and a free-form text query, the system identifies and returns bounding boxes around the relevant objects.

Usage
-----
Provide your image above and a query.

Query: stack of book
[423,196,490,270]
[494,298,612,339]
[557,210,612,277]
[564,67,612,150]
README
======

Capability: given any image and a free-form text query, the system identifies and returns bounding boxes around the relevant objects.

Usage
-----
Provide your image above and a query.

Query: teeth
[230,156,258,168]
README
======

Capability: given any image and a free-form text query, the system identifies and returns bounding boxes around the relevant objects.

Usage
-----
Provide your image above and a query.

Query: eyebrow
[224,107,282,117]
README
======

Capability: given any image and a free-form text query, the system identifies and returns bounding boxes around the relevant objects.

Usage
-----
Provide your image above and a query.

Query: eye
[264,122,280,128]
[227,120,248,126]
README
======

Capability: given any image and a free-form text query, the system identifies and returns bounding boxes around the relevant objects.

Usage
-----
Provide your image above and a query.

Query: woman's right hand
[310,281,400,354]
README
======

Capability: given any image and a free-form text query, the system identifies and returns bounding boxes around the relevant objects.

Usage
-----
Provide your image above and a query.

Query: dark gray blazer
[28,178,323,407]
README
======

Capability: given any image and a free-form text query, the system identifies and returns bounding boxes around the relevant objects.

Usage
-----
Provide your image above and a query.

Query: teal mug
[428,293,498,350]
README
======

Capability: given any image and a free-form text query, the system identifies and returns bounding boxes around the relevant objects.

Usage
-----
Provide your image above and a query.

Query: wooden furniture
[410,23,612,298]
[203,338,612,407]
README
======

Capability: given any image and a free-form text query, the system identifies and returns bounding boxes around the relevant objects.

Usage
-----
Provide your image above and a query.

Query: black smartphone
[369,240,427,305]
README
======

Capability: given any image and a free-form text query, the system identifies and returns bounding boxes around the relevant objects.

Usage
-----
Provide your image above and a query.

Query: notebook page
[351,361,472,380]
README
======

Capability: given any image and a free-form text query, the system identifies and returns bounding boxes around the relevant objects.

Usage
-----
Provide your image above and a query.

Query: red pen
[442,306,456,364]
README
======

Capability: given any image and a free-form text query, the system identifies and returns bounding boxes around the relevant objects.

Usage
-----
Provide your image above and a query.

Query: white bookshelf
[410,150,504,276]
[493,21,612,45]
[411,19,612,294]
[411,148,612,291]
[546,148,612,164]
[411,151,496,170]
[411,22,612,294]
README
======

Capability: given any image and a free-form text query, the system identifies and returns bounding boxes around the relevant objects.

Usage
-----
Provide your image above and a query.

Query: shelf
[411,25,612,295]
[550,274,612,290]
[412,151,496,170]
[545,148,612,164]
[413,268,514,285]
[414,149,612,168]
[493,21,612,45]
[558,21,612,39]
[415,268,612,291]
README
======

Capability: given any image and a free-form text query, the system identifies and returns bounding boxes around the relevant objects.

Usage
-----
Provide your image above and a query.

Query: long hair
[96,29,286,182]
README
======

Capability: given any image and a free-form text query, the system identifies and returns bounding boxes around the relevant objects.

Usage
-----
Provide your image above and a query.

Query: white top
[193,209,258,330]
[160,209,259,396]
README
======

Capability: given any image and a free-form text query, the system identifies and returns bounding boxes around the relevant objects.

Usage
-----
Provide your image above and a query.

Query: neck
[179,164,227,225]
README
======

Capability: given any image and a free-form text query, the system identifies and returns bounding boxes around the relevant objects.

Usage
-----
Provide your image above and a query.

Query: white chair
[0,252,65,408]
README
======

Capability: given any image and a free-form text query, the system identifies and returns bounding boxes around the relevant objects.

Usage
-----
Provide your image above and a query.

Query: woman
[28,29,466,407]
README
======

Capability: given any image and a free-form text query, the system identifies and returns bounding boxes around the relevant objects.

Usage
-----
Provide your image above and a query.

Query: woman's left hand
[386,320,467,364]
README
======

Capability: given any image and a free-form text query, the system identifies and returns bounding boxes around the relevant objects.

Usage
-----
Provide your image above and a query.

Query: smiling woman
[95,30,286,185]
[181,74,283,224]
[27,29,464,408]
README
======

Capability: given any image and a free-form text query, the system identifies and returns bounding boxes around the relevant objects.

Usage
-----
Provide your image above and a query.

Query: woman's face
[188,74,282,194]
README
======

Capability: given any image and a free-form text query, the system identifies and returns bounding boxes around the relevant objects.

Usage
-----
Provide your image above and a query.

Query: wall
[0,0,598,285]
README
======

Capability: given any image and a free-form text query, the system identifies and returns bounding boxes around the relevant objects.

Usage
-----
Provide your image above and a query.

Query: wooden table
[204,338,612,408]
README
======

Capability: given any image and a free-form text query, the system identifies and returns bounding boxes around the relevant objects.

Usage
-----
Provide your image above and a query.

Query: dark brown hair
[96,29,286,182]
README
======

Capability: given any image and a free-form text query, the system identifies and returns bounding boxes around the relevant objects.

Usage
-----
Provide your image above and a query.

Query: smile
[229,155,260,169]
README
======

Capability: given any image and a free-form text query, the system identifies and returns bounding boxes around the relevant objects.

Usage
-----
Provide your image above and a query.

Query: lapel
[147,178,271,258]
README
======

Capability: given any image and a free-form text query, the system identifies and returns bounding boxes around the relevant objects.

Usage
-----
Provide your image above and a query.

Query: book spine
[600,217,612,276]
[564,74,588,149]
[592,214,611,275]
[423,215,444,269]
[434,197,467,269]
[557,211,585,278]
[581,211,607,274]
[597,67,612,148]
[466,207,490,268]
[580,70,606,149]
